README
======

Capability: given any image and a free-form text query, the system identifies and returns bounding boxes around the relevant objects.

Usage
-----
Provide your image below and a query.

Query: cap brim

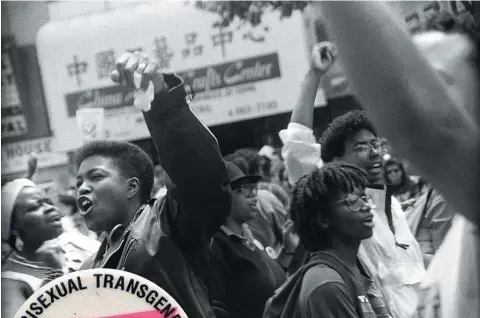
[230,175,262,187]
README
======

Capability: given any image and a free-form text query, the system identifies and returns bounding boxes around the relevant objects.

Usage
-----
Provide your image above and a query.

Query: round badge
[265,246,277,259]
[14,269,188,318]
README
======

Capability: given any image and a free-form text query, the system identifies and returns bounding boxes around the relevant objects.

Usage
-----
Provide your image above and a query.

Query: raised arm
[290,67,322,128]
[314,2,478,223]
[24,152,38,181]
[112,52,231,246]
[279,42,337,185]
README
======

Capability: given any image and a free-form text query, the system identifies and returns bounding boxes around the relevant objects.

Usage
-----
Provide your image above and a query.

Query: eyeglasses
[232,185,258,198]
[331,193,373,212]
[354,140,385,154]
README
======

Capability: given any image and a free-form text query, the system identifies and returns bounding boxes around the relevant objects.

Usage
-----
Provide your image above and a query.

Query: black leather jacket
[80,74,232,318]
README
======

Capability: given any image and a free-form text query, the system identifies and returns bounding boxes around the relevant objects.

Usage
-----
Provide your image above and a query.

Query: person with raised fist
[278,41,427,317]
[76,51,231,318]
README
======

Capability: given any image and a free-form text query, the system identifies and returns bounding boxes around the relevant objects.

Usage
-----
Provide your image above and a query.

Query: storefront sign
[1,37,28,138]
[178,53,281,93]
[36,2,313,151]
[1,137,68,175]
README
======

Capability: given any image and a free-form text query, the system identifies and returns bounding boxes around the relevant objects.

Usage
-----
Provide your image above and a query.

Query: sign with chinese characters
[36,2,313,152]
[67,55,88,86]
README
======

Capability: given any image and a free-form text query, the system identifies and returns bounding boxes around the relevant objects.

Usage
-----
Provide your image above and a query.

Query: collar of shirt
[220,225,256,251]
[106,224,126,251]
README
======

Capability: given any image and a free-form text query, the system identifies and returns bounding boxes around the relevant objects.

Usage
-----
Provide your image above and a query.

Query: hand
[401,198,417,210]
[281,220,300,252]
[36,240,65,270]
[111,51,167,94]
[26,152,38,180]
[311,41,338,74]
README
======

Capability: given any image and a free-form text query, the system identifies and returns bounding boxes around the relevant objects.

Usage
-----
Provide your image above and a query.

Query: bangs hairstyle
[383,157,407,184]
[290,162,368,252]
[75,140,154,203]
[319,110,377,163]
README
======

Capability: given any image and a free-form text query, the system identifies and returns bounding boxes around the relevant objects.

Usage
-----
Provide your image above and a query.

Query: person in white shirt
[309,3,479,318]
[279,42,425,317]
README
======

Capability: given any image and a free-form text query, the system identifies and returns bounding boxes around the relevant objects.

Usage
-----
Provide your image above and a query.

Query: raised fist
[311,41,338,73]
[111,51,167,94]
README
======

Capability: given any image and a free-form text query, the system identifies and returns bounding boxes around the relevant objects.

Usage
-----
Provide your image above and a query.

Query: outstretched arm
[314,2,478,223]
[112,52,231,247]
[24,152,38,180]
[290,67,323,128]
[279,42,337,185]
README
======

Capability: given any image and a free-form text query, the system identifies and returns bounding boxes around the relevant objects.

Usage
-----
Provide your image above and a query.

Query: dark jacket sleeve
[210,237,231,318]
[142,73,231,247]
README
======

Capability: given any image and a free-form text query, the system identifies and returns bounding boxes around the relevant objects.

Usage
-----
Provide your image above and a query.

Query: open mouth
[367,162,382,174]
[363,215,374,228]
[77,196,93,216]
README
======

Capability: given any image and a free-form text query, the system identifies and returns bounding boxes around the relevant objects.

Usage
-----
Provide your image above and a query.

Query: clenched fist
[311,41,338,74]
[111,51,167,94]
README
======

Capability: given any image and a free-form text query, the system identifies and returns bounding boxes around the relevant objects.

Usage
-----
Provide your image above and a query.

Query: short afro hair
[75,140,154,204]
[290,162,368,252]
[319,110,377,163]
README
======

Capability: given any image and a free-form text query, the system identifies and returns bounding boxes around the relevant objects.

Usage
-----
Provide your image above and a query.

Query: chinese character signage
[36,2,313,151]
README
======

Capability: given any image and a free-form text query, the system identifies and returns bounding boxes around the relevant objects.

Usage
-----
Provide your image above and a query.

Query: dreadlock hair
[319,110,377,163]
[290,162,368,252]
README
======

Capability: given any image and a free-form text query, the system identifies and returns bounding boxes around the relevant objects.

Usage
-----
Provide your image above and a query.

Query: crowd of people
[1,2,478,318]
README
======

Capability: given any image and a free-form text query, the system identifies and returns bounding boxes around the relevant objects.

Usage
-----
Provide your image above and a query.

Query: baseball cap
[225,161,262,188]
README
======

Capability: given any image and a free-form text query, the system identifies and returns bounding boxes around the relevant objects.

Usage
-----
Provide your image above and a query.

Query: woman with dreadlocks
[264,162,380,318]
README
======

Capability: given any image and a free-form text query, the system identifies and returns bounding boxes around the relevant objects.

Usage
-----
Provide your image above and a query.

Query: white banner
[1,137,68,175]
[36,2,315,152]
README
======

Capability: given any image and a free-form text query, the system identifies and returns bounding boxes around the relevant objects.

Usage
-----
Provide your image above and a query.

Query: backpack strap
[308,252,365,318]
[415,188,434,237]
[264,251,365,318]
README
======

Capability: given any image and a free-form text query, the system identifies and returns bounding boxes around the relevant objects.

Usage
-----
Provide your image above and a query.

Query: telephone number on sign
[229,101,278,117]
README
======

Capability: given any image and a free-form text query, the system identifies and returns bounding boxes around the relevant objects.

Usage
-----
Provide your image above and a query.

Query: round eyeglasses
[232,185,258,198]
[330,193,374,212]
